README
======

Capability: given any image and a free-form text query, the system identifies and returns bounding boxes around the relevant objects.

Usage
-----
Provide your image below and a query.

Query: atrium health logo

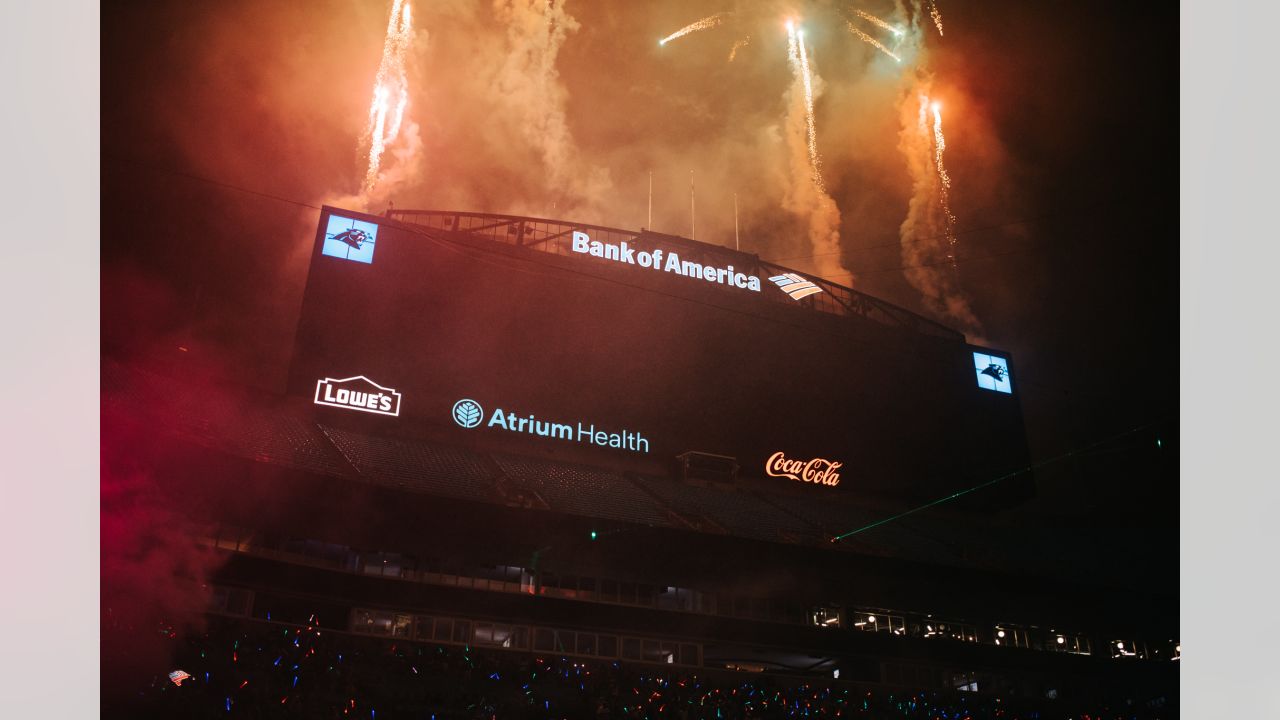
[453,399,484,428]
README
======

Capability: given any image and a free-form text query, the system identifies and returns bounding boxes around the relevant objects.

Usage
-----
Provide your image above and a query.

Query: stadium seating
[632,475,822,543]
[492,454,675,527]
[321,427,503,504]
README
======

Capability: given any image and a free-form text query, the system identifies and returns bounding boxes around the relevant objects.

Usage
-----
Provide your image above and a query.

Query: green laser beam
[830,421,1166,542]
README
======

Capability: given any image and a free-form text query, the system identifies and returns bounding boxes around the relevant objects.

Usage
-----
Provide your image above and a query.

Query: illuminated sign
[571,231,761,292]
[453,397,649,453]
[321,214,378,264]
[452,398,484,428]
[314,375,402,416]
[768,272,823,300]
[972,352,1012,394]
[765,451,842,487]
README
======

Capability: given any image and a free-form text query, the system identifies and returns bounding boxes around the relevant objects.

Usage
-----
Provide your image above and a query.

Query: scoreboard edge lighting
[288,206,1031,502]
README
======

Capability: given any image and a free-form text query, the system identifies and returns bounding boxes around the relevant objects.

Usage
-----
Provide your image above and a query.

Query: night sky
[102,0,1178,583]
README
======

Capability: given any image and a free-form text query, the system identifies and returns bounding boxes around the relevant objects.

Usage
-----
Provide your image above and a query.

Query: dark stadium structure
[103,207,1177,717]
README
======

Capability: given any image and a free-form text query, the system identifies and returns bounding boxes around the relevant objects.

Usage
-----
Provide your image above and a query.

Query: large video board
[289,207,1030,501]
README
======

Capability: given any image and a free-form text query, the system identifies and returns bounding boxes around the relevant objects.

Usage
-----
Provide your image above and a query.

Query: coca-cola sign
[765,451,842,487]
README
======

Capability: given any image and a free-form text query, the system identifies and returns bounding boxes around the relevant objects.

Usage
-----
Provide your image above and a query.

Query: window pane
[392,614,412,638]
[598,635,618,658]
[622,637,642,660]
[642,640,662,663]
[433,619,452,643]
[680,644,699,666]
[452,621,471,644]
[511,626,529,650]
[576,633,597,656]
[533,627,555,652]
[352,609,374,634]
[554,630,575,654]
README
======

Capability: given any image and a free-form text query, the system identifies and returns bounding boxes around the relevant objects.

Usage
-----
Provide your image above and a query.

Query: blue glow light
[972,352,1013,394]
[321,215,379,264]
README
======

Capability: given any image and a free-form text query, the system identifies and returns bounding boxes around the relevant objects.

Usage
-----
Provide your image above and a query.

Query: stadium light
[997,630,1006,638]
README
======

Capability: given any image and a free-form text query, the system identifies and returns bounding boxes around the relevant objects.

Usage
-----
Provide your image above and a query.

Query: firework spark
[728,35,750,62]
[853,9,903,37]
[930,100,958,264]
[798,37,822,189]
[659,12,727,46]
[362,0,413,194]
[845,21,901,62]
[929,1,945,36]
[787,26,823,190]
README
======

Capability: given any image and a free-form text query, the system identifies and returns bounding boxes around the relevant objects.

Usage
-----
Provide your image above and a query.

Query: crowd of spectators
[123,616,1173,719]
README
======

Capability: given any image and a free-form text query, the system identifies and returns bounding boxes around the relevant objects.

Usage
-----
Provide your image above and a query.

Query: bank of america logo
[768,273,823,300]
[452,399,484,428]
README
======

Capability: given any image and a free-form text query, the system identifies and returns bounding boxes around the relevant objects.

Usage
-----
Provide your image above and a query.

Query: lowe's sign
[453,398,650,453]
[571,231,762,293]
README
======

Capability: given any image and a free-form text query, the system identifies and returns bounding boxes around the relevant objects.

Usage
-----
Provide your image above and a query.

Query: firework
[929,1,945,37]
[853,9,903,37]
[930,100,958,264]
[362,0,413,194]
[796,32,822,190]
[728,35,750,62]
[659,12,727,46]
[845,21,901,62]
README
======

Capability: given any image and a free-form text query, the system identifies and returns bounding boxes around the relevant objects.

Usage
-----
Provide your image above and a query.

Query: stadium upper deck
[383,208,965,342]
[289,207,1032,505]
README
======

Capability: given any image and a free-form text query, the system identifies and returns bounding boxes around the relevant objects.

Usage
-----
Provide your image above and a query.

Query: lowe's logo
[314,376,401,416]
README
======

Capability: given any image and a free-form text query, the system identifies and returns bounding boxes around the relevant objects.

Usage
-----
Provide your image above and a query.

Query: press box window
[973,352,1013,394]
[321,214,378,264]
[811,606,842,628]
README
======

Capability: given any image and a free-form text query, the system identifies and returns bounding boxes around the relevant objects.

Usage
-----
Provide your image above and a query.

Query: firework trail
[897,82,977,332]
[659,12,727,46]
[797,38,822,189]
[728,35,750,62]
[930,100,958,264]
[786,25,822,190]
[781,21,844,284]
[362,0,413,194]
[928,1,945,36]
[845,21,901,62]
[853,9,903,36]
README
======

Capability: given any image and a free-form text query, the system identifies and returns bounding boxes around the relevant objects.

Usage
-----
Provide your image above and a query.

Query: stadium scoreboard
[289,207,1030,501]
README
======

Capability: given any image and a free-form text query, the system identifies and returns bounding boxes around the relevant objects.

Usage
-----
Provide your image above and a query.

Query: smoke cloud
[103,0,1026,380]
[782,31,847,285]
[897,70,981,334]
[485,0,613,220]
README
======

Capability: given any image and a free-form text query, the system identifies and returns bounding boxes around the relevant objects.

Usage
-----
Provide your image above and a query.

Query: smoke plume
[484,0,612,220]
[782,32,847,285]
[896,70,980,334]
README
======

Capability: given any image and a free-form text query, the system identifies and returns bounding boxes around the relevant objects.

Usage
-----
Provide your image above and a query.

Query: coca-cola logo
[765,451,842,487]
